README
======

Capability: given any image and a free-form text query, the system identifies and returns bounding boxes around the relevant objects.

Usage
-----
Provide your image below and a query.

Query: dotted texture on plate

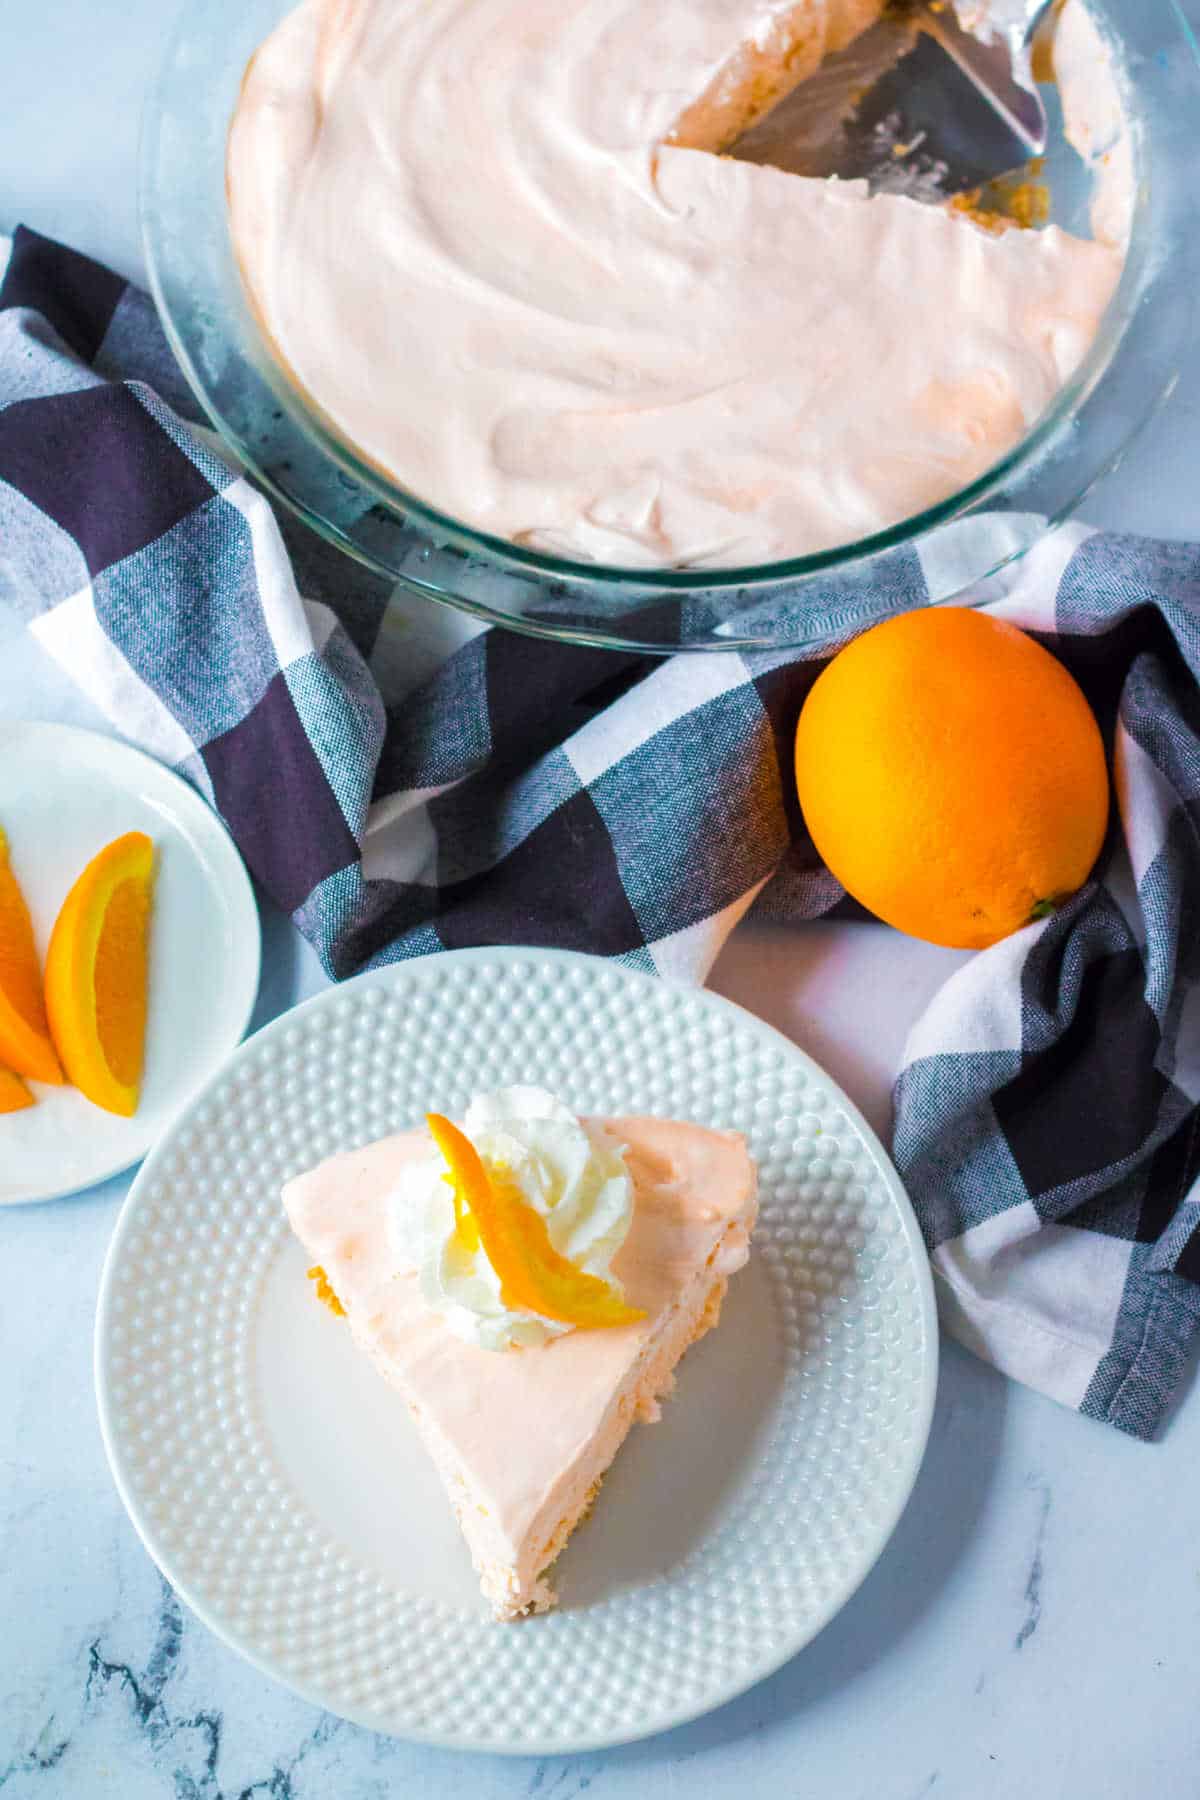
[97,949,936,1753]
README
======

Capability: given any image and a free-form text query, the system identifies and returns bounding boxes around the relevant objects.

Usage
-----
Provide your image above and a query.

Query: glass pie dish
[142,0,1200,653]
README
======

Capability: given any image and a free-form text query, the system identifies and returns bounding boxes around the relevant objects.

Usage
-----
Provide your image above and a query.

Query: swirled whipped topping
[390,1088,634,1350]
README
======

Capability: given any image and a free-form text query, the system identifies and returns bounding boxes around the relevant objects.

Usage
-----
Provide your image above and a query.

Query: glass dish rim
[141,0,1200,640]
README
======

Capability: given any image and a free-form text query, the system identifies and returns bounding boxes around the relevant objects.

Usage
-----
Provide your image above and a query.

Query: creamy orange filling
[229,0,1127,569]
[426,1113,646,1331]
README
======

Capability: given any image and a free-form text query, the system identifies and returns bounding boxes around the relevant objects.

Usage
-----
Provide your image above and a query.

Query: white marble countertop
[4,6,1200,1795]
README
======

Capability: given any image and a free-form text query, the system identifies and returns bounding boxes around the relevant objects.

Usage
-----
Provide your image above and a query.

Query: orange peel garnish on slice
[426,1112,645,1331]
[448,1164,480,1255]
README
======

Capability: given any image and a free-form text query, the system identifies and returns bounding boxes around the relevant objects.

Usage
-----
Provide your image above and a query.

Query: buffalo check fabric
[5,225,1200,1439]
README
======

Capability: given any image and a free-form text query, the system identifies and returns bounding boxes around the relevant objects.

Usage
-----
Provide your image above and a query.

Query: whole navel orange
[794,607,1110,951]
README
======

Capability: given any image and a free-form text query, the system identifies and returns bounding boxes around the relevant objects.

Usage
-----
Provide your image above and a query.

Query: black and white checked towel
[5,225,1200,1440]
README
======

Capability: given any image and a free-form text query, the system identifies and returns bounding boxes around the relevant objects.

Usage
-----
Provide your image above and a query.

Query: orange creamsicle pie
[228,0,1127,569]
[282,1087,758,1618]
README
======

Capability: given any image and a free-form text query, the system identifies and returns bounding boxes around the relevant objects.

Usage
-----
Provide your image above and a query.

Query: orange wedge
[0,825,64,1084]
[44,832,155,1118]
[0,1066,35,1113]
[426,1113,646,1331]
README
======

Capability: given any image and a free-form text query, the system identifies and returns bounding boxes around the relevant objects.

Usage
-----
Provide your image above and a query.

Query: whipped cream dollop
[390,1087,635,1351]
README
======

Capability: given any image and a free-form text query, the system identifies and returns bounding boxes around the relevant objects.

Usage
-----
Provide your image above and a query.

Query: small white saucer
[0,722,260,1203]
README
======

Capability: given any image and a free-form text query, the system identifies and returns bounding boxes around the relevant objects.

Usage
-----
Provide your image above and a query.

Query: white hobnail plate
[95,947,937,1753]
[0,722,261,1204]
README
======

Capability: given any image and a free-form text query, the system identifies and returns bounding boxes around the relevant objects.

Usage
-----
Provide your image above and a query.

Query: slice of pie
[282,1094,757,1619]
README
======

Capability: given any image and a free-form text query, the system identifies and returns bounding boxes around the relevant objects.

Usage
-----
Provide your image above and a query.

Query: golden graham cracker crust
[284,1117,757,1619]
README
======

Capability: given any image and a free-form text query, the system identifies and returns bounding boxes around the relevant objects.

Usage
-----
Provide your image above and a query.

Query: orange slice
[44,832,155,1118]
[426,1112,646,1331]
[0,1066,35,1113]
[0,826,64,1084]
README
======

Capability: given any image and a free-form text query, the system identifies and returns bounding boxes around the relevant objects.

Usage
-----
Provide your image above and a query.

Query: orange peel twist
[426,1112,645,1331]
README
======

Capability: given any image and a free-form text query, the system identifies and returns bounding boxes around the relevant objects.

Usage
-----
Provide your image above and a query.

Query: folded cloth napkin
[5,224,1200,1440]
